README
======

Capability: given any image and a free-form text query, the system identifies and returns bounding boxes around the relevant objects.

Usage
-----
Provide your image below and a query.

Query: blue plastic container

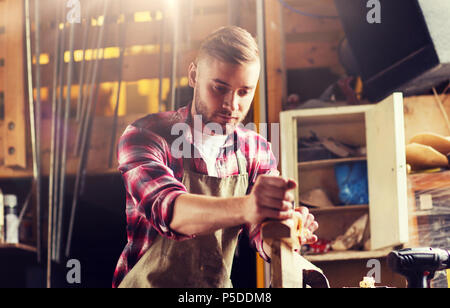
[334,161,369,205]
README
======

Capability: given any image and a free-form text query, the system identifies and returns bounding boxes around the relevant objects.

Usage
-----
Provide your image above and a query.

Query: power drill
[387,247,450,288]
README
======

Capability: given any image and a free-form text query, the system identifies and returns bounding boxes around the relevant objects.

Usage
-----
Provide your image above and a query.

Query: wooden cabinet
[279,93,408,287]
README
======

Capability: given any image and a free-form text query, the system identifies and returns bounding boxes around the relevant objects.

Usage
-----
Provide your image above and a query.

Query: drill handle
[407,272,433,288]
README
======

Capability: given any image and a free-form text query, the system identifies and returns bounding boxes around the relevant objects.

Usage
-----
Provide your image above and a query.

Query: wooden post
[3,0,28,168]
[261,219,303,288]
[263,0,285,139]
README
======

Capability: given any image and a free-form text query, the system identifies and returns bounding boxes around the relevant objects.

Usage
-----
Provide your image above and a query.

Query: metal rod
[47,0,63,287]
[66,0,109,258]
[76,15,90,122]
[108,12,126,168]
[34,0,43,264]
[169,1,180,111]
[157,8,166,112]
[255,0,269,288]
[55,18,76,264]
[24,0,40,263]
[52,16,66,262]
[74,19,99,157]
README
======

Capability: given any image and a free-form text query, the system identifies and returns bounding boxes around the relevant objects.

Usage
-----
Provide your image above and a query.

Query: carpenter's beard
[192,89,238,136]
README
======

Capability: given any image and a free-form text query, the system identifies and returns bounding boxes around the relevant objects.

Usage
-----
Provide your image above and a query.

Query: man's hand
[242,175,297,225]
[295,207,319,245]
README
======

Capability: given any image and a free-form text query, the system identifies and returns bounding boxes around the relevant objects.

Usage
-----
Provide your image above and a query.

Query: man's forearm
[169,194,248,237]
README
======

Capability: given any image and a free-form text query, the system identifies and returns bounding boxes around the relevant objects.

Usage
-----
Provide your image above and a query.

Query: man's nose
[223,92,239,112]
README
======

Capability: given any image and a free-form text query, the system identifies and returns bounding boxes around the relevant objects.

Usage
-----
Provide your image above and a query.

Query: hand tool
[387,247,450,288]
[261,212,306,288]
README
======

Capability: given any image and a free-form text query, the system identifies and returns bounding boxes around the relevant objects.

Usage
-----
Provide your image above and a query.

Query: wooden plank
[0,243,37,253]
[262,220,303,288]
[280,111,299,203]
[365,93,409,250]
[298,157,367,170]
[37,51,196,87]
[37,10,227,53]
[305,248,392,262]
[264,0,285,138]
[0,0,6,98]
[4,0,27,168]
[403,95,450,145]
[283,0,339,17]
[284,8,343,34]
[0,113,145,178]
[310,204,368,215]
[194,0,227,8]
[285,41,341,69]
[284,104,370,120]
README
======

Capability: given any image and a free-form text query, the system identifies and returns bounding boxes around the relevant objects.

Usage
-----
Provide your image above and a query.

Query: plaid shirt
[112,104,279,288]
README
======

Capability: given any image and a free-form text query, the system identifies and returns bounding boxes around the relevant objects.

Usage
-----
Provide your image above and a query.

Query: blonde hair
[196,26,260,65]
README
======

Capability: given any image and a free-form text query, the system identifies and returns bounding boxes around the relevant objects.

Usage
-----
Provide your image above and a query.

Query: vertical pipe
[76,11,90,122]
[157,7,166,112]
[108,9,126,169]
[55,17,76,264]
[169,1,179,111]
[74,17,99,157]
[255,0,269,288]
[66,0,109,258]
[52,13,66,262]
[24,0,40,263]
[33,0,43,265]
[47,0,63,287]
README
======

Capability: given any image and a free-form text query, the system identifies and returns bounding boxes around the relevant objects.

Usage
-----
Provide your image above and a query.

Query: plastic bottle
[5,195,18,244]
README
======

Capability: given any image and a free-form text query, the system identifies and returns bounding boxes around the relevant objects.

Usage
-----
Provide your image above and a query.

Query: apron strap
[235,149,247,175]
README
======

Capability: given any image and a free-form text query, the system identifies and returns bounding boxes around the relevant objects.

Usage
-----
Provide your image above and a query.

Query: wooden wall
[282,0,345,73]
[0,0,259,178]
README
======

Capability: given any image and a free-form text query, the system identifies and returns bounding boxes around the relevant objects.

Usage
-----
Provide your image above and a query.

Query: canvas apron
[119,150,249,288]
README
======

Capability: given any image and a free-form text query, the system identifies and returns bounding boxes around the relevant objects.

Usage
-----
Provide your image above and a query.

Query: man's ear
[188,62,197,88]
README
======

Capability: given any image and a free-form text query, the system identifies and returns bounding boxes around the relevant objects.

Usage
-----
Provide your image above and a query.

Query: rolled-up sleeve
[118,125,191,241]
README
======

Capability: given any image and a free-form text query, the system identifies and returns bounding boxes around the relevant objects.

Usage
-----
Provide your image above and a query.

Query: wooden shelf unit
[280,93,409,258]
[298,157,367,169]
[309,204,368,215]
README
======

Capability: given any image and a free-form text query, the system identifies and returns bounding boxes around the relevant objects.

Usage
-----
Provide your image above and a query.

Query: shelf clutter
[281,95,408,267]
[0,190,36,254]
[407,170,450,288]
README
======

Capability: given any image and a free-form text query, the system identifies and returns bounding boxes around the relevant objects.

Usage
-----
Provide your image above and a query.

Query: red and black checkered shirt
[112,104,279,288]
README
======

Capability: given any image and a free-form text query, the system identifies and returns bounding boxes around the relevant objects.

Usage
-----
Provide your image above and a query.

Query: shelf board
[298,157,366,169]
[304,248,392,262]
[309,204,369,214]
[0,243,37,253]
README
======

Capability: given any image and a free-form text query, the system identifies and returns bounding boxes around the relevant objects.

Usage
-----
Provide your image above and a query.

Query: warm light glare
[32,53,50,65]
[134,11,152,23]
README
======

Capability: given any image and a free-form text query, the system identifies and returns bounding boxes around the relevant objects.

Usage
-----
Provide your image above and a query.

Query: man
[112,26,319,288]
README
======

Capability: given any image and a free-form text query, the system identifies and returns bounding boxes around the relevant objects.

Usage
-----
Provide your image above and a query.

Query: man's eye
[238,89,249,97]
[213,85,228,94]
